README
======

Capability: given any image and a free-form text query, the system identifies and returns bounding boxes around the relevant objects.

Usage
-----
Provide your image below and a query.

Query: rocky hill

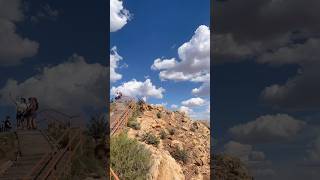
[126,103,210,180]
[212,154,254,180]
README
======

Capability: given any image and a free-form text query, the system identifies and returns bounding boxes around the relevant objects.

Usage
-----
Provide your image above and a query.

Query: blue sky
[110,0,210,120]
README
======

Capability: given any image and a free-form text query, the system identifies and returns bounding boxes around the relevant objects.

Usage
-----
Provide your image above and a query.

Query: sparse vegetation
[190,126,196,132]
[157,112,161,119]
[110,133,151,179]
[168,128,176,135]
[171,147,188,164]
[87,114,107,144]
[127,120,141,130]
[159,129,167,139]
[70,135,105,179]
[142,132,160,146]
[127,107,142,130]
[110,102,116,112]
[0,132,17,163]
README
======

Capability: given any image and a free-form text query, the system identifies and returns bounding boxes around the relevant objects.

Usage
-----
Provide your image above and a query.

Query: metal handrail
[109,99,136,179]
[22,129,71,180]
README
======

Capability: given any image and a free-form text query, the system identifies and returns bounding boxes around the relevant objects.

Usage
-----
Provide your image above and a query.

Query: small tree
[87,114,108,148]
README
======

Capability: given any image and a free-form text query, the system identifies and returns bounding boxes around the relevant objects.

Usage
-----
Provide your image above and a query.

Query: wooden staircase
[0,130,52,180]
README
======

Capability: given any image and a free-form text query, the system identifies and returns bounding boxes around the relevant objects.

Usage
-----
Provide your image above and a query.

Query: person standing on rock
[115,91,122,101]
[9,93,27,129]
[4,116,12,132]
[25,97,39,130]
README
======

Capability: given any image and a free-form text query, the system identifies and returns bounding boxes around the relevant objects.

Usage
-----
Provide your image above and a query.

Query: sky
[110,0,210,121]
[0,0,108,120]
[213,0,320,179]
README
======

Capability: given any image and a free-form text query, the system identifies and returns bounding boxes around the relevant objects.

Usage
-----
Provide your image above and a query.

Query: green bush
[110,133,151,179]
[70,135,105,179]
[171,147,188,164]
[127,120,141,130]
[142,132,160,146]
[159,130,167,139]
[157,112,161,119]
[168,128,176,135]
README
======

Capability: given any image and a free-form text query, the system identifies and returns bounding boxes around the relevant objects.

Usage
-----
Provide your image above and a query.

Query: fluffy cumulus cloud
[178,106,193,115]
[213,33,260,64]
[110,46,123,83]
[0,0,39,66]
[214,0,320,64]
[152,25,210,96]
[110,79,165,100]
[110,0,131,32]
[223,141,275,178]
[0,54,107,113]
[259,38,320,110]
[151,58,176,70]
[224,141,266,162]
[213,0,320,111]
[229,114,306,143]
[181,97,206,107]
[192,81,210,97]
[215,0,320,43]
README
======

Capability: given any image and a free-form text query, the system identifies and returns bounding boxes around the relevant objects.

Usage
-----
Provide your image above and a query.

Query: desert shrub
[156,112,161,119]
[171,147,188,164]
[168,128,176,135]
[159,130,167,139]
[127,120,141,130]
[190,126,196,132]
[110,133,151,179]
[87,114,107,144]
[142,132,160,146]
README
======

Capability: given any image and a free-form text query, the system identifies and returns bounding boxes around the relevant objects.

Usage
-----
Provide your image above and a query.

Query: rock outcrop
[212,154,253,180]
[127,103,210,180]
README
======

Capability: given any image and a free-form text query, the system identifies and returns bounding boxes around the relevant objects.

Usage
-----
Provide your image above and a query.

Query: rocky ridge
[127,103,210,180]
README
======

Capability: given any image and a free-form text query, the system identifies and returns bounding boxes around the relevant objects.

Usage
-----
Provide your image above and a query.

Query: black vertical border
[106,0,110,177]
[210,0,214,179]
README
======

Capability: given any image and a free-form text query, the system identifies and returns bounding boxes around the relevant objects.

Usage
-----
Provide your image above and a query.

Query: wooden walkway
[0,130,52,180]
[0,109,83,180]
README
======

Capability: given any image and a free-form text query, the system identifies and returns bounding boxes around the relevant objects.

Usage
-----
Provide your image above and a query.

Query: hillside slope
[126,103,210,180]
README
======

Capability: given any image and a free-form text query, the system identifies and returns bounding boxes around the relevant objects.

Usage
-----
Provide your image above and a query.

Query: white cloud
[213,33,260,64]
[224,141,266,162]
[259,38,320,110]
[110,46,123,83]
[110,79,165,100]
[110,0,131,32]
[151,58,177,70]
[223,141,275,177]
[229,114,306,143]
[152,102,167,107]
[170,104,178,109]
[0,54,107,113]
[257,38,320,65]
[179,106,193,115]
[0,0,39,66]
[192,81,210,96]
[181,97,206,107]
[152,25,210,96]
